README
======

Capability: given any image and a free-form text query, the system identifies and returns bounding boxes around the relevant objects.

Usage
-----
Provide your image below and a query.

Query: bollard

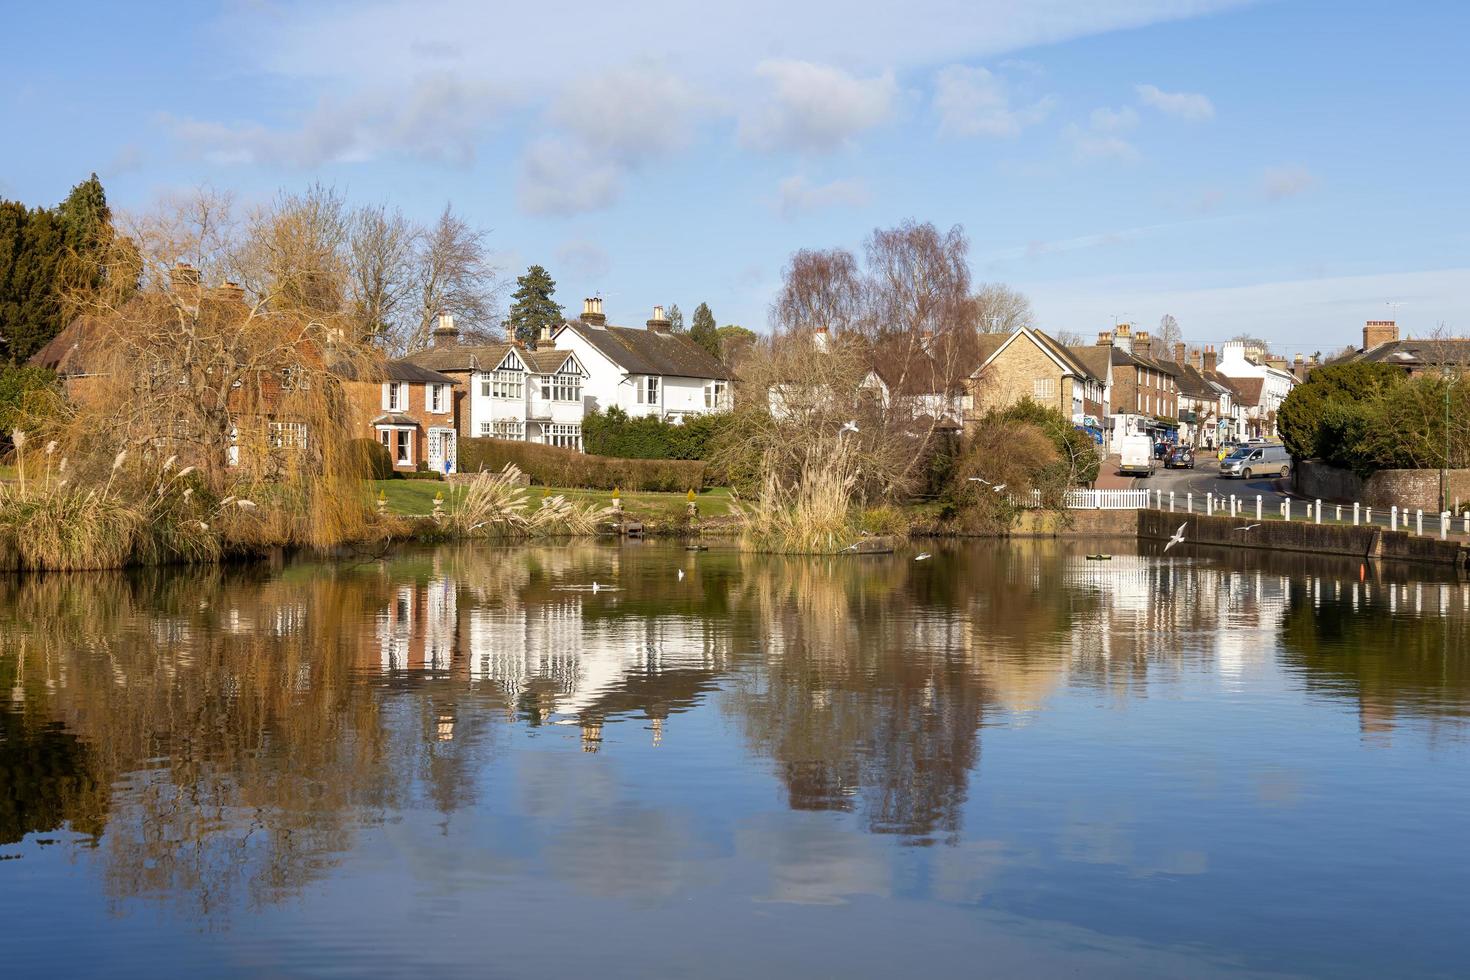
[1464,512,1469,536]
[1441,513,1449,540]
[1391,506,1398,532]
[1256,496,1262,521]
[1416,510,1423,536]
[1315,499,1322,525]
[1231,495,1238,517]
[1207,493,1214,516]
[1365,506,1372,524]
[1336,505,1342,522]
[1169,491,1175,513]
[1284,499,1292,521]
[1187,492,1193,513]
[1353,502,1360,526]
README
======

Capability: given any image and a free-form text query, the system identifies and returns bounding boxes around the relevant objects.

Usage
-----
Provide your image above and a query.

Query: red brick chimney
[1189,348,1202,370]
[1096,331,1113,347]
[646,305,672,332]
[1363,319,1398,350]
[432,311,459,348]
[1173,341,1186,365]
[1202,345,1218,374]
[1133,330,1153,359]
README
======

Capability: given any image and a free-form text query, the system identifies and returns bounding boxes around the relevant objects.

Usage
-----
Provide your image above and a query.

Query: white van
[1118,434,1156,477]
[1220,443,1291,479]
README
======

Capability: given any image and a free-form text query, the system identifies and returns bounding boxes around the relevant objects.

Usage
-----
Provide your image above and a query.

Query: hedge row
[459,437,707,491]
[582,407,732,460]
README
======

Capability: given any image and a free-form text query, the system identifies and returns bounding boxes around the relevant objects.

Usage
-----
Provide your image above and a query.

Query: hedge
[582,406,732,460]
[459,437,707,491]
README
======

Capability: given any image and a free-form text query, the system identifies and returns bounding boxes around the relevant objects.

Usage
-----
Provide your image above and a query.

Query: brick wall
[969,336,1069,420]
[1296,459,1470,511]
[343,379,460,470]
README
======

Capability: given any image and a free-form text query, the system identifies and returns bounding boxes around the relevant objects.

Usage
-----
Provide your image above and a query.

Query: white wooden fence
[1025,489,1151,510]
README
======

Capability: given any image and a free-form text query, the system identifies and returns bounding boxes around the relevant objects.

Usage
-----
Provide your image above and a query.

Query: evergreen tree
[666,303,684,332]
[0,202,65,364]
[690,302,720,359]
[505,265,562,348]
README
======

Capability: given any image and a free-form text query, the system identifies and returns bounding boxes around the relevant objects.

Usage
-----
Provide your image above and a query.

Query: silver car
[1220,444,1291,479]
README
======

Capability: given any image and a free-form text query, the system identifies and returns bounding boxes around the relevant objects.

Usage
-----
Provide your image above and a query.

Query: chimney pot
[646,305,672,332]
[581,296,607,327]
[432,311,459,348]
[1097,331,1113,346]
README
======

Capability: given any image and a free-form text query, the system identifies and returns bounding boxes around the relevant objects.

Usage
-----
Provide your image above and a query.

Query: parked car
[1118,434,1156,477]
[1153,441,1173,460]
[1220,443,1291,479]
[1165,446,1195,469]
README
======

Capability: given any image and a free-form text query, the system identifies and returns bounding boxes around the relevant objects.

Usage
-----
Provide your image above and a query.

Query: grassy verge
[0,465,16,482]
[370,480,736,522]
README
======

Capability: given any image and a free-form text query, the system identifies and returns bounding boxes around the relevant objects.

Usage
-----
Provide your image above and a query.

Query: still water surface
[2,541,1468,978]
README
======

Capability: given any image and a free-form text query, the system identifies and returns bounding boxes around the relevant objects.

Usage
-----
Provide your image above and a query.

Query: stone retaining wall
[1137,509,1469,568]
[1295,459,1470,511]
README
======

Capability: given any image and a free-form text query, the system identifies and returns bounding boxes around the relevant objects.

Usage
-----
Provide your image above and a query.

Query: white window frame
[491,369,523,400]
[268,421,308,450]
[1033,377,1055,401]
[541,372,582,403]
[427,383,448,414]
[638,376,660,405]
[704,379,727,409]
[546,423,581,450]
[384,381,407,411]
[480,419,525,440]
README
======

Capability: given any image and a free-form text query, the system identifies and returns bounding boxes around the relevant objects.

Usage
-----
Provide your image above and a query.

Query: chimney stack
[813,325,830,352]
[207,280,245,304]
[432,311,459,348]
[1113,323,1132,353]
[1363,319,1399,350]
[1202,345,1217,375]
[646,305,672,332]
[1133,330,1153,359]
[1096,331,1113,347]
[581,297,606,326]
[170,261,202,308]
[1189,348,1202,370]
[1173,341,1187,365]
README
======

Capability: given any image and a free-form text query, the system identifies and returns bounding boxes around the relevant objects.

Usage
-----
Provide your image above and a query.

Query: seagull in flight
[914,553,932,562]
[1234,524,1261,532]
[839,420,859,435]
[841,542,860,552]
[992,484,1006,493]
[1163,522,1187,552]
[967,477,991,484]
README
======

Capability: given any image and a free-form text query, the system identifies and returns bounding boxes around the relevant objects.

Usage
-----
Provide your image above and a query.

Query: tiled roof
[403,342,515,374]
[1357,338,1470,367]
[1228,377,1266,406]
[558,320,731,380]
[1066,345,1111,383]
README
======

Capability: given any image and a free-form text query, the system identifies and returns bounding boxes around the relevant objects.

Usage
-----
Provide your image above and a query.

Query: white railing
[1026,489,1151,510]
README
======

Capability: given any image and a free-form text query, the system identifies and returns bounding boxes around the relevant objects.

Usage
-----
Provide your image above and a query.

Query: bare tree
[410,205,502,351]
[1155,313,1182,352]
[972,282,1034,334]
[346,204,417,346]
[769,247,863,338]
[235,184,349,318]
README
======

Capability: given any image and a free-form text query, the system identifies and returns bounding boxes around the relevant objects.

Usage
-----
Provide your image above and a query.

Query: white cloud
[933,65,1054,138]
[556,239,612,281]
[518,139,623,216]
[166,73,506,167]
[549,65,704,163]
[1260,165,1318,201]
[776,175,871,219]
[1088,105,1140,133]
[739,60,897,153]
[1135,83,1215,121]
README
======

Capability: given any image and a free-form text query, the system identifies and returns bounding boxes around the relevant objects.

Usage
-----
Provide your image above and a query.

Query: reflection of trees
[722,554,988,844]
[1279,578,1470,735]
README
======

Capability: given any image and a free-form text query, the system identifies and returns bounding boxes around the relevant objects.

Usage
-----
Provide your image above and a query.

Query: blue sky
[4,0,1467,353]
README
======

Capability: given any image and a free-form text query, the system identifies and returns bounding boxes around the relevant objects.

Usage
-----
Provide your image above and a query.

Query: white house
[551,300,731,423]
[406,314,590,450]
[1214,341,1296,439]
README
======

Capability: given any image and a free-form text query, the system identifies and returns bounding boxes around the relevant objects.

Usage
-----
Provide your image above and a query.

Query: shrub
[582,406,732,460]
[459,437,707,491]
[1277,361,1404,463]
[346,438,395,481]
[736,436,859,554]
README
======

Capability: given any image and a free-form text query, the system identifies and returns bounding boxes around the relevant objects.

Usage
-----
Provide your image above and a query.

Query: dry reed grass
[735,435,861,554]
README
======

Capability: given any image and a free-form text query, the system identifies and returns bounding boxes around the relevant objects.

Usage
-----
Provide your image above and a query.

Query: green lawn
[0,464,15,482]
[370,480,736,521]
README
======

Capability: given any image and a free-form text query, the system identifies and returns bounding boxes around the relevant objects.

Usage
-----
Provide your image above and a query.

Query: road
[1125,458,1466,535]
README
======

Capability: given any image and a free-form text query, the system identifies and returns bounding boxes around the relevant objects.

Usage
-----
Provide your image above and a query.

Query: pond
[2,541,1468,978]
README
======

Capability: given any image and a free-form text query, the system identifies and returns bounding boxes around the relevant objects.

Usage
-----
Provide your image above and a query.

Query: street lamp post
[1442,365,1452,514]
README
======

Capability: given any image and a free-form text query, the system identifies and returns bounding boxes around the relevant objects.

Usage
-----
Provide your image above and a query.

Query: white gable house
[405,314,590,450]
[552,300,732,423]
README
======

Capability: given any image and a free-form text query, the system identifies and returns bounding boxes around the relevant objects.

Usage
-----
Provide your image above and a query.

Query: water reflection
[1,541,1468,974]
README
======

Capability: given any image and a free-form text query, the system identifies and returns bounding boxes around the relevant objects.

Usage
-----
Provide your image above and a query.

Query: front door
[427,427,457,474]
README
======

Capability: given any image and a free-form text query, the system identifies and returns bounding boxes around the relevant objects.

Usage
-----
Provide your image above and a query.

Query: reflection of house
[551,300,731,423]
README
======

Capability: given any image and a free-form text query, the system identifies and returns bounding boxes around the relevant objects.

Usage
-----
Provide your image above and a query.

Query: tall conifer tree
[504,265,562,348]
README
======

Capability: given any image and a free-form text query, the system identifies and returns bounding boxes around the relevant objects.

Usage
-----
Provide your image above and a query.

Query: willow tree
[40,187,382,549]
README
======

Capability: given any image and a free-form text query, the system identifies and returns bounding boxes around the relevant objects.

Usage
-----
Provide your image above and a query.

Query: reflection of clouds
[736,812,890,906]
[929,838,1029,905]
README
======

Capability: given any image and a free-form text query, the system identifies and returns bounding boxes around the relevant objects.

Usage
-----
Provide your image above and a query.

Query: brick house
[339,360,462,473]
[1093,324,1181,443]
[1352,319,1470,378]
[967,327,1108,430]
